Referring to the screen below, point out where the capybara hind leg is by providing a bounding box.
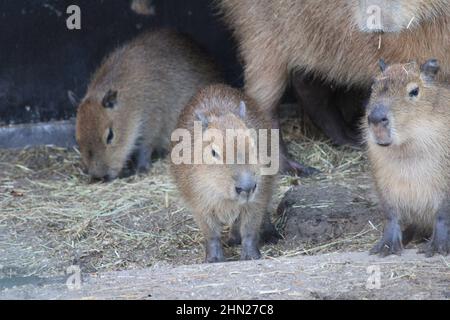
[421,207,450,257]
[370,219,403,257]
[239,211,263,261]
[196,215,225,263]
[292,72,358,146]
[276,118,320,177]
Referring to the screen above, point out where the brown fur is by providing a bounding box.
[171,84,276,262]
[216,0,450,112]
[364,60,450,256]
[76,30,221,179]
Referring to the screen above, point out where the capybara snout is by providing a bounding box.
[234,170,258,202]
[367,104,392,146]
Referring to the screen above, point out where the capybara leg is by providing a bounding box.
[275,118,320,177]
[292,72,359,146]
[136,145,152,173]
[280,152,320,177]
[228,212,281,246]
[260,211,282,245]
[244,54,288,113]
[239,211,263,261]
[205,236,225,263]
[370,219,403,257]
[196,216,225,263]
[422,208,449,257]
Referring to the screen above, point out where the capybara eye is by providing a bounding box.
[106,128,114,145]
[409,88,419,98]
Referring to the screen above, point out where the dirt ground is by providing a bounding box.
[0,113,449,300]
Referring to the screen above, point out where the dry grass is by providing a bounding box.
[0,116,376,277]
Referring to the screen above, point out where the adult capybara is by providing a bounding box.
[364,59,450,257]
[171,84,278,262]
[76,30,221,181]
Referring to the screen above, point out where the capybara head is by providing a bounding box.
[76,89,139,180]
[354,0,448,32]
[194,102,262,204]
[366,59,441,147]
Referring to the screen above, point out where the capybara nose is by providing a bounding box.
[368,105,389,126]
[235,184,257,195]
[235,172,257,195]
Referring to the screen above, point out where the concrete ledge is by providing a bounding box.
[0,121,76,149]
[1,251,448,300]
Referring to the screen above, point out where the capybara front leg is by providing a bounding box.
[422,205,450,257]
[239,211,263,261]
[370,201,403,257]
[196,215,225,263]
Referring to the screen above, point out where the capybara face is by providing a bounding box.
[354,0,446,32]
[195,109,261,204]
[76,90,137,180]
[366,59,440,147]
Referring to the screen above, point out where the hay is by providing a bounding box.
[0,116,375,277]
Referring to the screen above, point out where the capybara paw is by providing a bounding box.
[420,241,449,257]
[419,234,449,257]
[370,234,403,257]
[205,254,226,263]
[240,247,261,261]
[419,217,450,257]
[205,241,225,263]
[285,160,320,177]
[137,163,151,174]
[370,221,403,257]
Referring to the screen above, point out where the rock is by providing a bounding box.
[277,177,381,243]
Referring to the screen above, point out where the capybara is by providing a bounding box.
[76,30,221,181]
[217,0,450,152]
[171,84,278,263]
[364,59,450,257]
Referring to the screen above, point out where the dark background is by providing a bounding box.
[0,0,243,126]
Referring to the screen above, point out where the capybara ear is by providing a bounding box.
[195,110,209,130]
[421,59,440,82]
[238,101,246,119]
[67,90,80,108]
[379,59,387,73]
[102,90,118,109]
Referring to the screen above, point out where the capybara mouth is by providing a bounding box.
[376,141,392,147]
[370,125,392,147]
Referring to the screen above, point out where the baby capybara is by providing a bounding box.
[76,30,220,181]
[364,59,450,257]
[171,84,278,263]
